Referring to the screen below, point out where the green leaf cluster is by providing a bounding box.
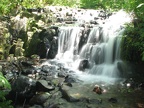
[0,0,21,15]
[0,0,80,16]
[50,0,80,7]
[0,72,13,108]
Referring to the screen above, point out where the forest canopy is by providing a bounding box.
[0,0,143,15]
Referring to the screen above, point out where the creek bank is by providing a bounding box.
[0,58,143,108]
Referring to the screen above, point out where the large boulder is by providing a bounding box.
[8,75,36,103]
[29,92,51,105]
[36,80,55,92]
[78,59,89,71]
[26,27,58,58]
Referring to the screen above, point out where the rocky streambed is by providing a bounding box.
[0,58,143,108]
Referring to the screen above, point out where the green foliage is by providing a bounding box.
[0,0,143,15]
[0,74,11,89]
[0,0,79,15]
[80,0,101,9]
[121,18,144,63]
[22,0,45,8]
[0,0,21,15]
[51,0,80,7]
[79,0,144,14]
[0,72,13,108]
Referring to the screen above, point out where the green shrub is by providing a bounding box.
[121,18,144,63]
[0,72,13,108]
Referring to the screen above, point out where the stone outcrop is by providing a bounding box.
[0,5,112,60]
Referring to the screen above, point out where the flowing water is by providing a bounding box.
[53,10,132,83]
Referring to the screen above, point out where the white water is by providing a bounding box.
[55,10,132,83]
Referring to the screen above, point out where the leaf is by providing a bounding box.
[0,74,11,90]
[137,3,144,8]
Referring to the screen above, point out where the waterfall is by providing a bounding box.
[56,27,82,62]
[55,10,132,82]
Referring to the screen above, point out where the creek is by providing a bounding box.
[4,7,144,108]
[44,9,132,84]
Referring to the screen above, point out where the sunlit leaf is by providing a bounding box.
[137,3,144,8]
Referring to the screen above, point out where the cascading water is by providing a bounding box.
[55,10,132,83]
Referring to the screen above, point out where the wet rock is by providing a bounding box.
[87,98,102,104]
[31,54,40,65]
[66,12,73,16]
[94,17,99,20]
[78,59,89,71]
[64,75,77,83]
[41,65,57,76]
[43,103,60,108]
[98,10,106,19]
[138,83,144,90]
[93,85,103,95]
[8,75,36,103]
[117,61,126,77]
[48,36,58,59]
[36,80,55,92]
[90,20,98,25]
[60,85,80,102]
[58,72,67,78]
[34,28,57,58]
[51,78,63,87]
[57,17,64,22]
[65,21,75,24]
[39,28,55,42]
[78,28,90,52]
[123,78,136,89]
[43,91,64,108]
[66,83,73,87]
[50,26,59,36]
[22,68,36,75]
[41,65,50,73]
[29,92,51,105]
[108,98,118,103]
[29,105,43,108]
[21,61,33,67]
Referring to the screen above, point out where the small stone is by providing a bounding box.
[36,80,55,92]
[93,85,103,95]
[87,98,102,104]
[29,92,51,105]
[108,98,118,103]
[29,104,43,108]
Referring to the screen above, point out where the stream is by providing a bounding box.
[2,6,144,108]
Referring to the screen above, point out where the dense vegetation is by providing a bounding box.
[120,1,144,63]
